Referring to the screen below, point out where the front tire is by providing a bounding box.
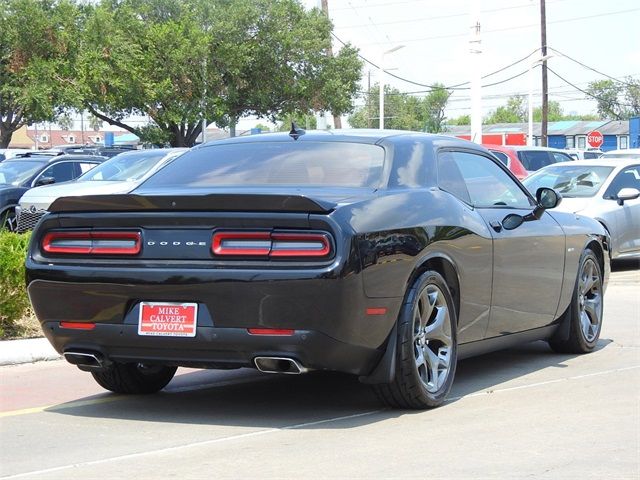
[549,248,603,354]
[374,270,458,409]
[91,363,177,394]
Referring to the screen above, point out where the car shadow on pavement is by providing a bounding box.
[44,338,613,427]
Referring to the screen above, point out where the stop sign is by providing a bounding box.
[587,130,604,148]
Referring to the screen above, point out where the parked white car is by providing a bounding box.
[523,158,640,260]
[564,149,602,160]
[16,148,187,232]
[601,148,640,159]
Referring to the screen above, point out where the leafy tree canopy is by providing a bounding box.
[71,0,362,146]
[0,0,81,148]
[348,83,451,133]
[586,78,640,120]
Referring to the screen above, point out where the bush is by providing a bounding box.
[0,231,37,339]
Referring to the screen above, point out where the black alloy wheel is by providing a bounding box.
[375,270,458,409]
[549,248,604,354]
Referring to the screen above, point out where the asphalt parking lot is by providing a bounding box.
[1,265,638,480]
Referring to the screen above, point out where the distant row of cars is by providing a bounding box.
[0,147,186,231]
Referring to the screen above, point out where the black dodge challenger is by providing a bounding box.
[26,130,609,409]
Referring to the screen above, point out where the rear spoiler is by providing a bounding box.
[49,193,336,214]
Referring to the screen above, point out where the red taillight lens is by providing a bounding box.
[42,231,141,255]
[212,231,331,258]
[247,328,295,336]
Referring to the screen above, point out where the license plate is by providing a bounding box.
[138,302,198,337]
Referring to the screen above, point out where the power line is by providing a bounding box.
[332,32,539,91]
[351,8,640,46]
[548,47,638,87]
[546,67,636,114]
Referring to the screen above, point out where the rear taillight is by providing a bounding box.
[42,231,141,255]
[212,231,331,258]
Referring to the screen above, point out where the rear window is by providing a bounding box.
[142,142,385,188]
[517,150,555,171]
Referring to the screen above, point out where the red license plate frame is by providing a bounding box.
[138,302,198,337]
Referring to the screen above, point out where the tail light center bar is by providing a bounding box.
[42,231,141,255]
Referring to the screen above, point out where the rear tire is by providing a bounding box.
[374,270,458,409]
[91,363,177,394]
[549,248,603,354]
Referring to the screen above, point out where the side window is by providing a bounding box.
[517,151,555,171]
[437,152,471,204]
[446,151,533,209]
[79,162,98,174]
[552,152,573,163]
[489,151,509,166]
[38,162,76,184]
[603,166,640,199]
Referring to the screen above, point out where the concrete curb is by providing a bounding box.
[0,337,61,366]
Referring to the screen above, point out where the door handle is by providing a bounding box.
[490,220,502,232]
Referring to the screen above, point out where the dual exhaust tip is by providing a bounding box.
[254,356,307,375]
[64,351,307,375]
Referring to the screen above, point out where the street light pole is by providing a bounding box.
[379,45,405,130]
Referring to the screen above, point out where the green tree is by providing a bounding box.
[57,112,73,131]
[449,115,470,126]
[87,113,103,132]
[0,0,80,148]
[276,113,317,131]
[587,78,640,120]
[73,0,362,146]
[533,100,564,122]
[485,95,526,124]
[349,84,451,132]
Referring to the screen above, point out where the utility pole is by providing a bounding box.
[540,0,548,147]
[469,3,482,144]
[80,111,85,144]
[320,0,342,129]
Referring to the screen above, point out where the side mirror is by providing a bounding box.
[617,187,640,206]
[536,187,561,209]
[502,213,524,231]
[35,176,56,187]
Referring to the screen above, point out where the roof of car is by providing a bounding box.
[539,158,639,168]
[6,154,106,163]
[202,129,468,147]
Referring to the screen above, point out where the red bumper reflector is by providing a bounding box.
[366,308,387,315]
[247,328,295,336]
[60,322,96,330]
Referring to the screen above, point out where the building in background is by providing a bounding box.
[446,119,631,151]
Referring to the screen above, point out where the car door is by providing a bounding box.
[446,150,566,336]
[32,161,76,186]
[603,164,640,255]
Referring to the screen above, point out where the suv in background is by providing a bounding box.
[484,145,574,175]
[0,154,105,230]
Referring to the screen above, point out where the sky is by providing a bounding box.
[44,0,640,133]
[304,0,640,124]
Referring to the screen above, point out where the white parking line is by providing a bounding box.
[3,364,638,479]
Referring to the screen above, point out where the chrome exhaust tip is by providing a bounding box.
[63,351,105,370]
[254,356,307,375]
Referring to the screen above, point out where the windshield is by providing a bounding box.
[0,161,44,185]
[523,165,614,198]
[603,153,640,159]
[142,142,386,189]
[78,152,169,182]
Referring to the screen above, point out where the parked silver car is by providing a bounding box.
[523,159,640,260]
[16,148,187,232]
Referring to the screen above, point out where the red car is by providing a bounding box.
[484,145,574,179]
[483,145,529,180]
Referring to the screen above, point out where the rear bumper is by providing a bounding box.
[41,322,383,375]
